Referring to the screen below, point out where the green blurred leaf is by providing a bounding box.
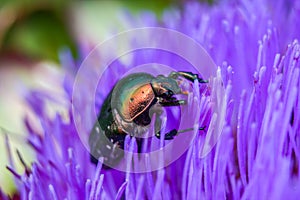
[120,0,175,18]
[3,9,77,62]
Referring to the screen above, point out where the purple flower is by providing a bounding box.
[2,0,300,199]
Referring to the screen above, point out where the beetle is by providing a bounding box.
[89,71,207,167]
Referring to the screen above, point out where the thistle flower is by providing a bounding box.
[2,0,300,199]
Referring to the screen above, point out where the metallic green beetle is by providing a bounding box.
[89,71,207,167]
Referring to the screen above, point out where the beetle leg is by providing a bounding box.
[155,127,206,140]
[155,129,177,140]
[150,105,166,139]
[169,71,208,83]
[150,100,206,140]
[153,113,175,140]
[149,105,176,140]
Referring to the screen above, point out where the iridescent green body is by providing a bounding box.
[112,73,155,124]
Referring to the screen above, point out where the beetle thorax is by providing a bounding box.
[151,76,181,97]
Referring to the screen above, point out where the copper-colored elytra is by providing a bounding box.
[122,84,155,121]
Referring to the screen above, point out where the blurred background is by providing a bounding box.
[0,0,214,195]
